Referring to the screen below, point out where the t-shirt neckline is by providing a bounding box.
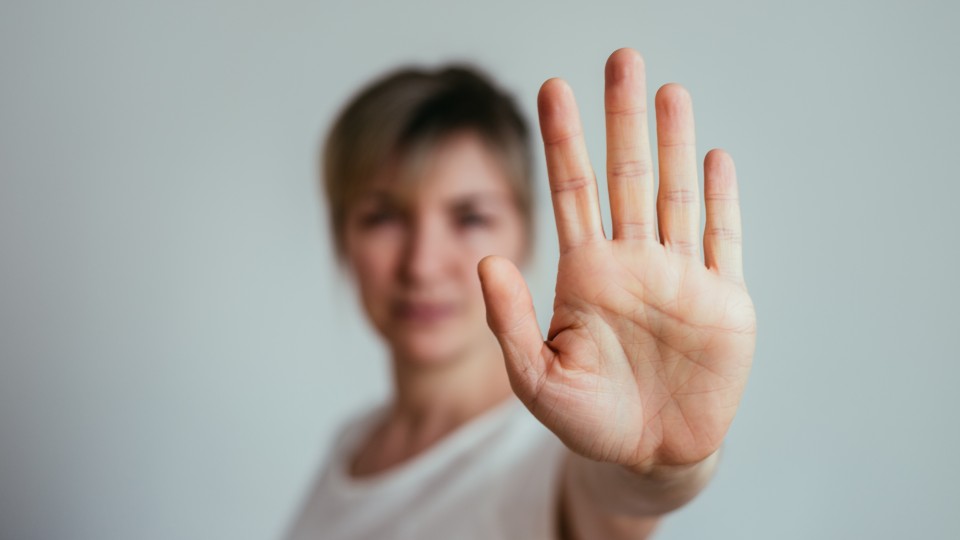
[330,395,525,494]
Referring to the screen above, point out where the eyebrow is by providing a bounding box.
[447,192,512,209]
[352,190,406,210]
[358,190,397,202]
[358,190,511,209]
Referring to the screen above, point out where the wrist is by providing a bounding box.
[622,446,723,481]
[568,446,723,517]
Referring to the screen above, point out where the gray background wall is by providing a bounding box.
[1,1,958,538]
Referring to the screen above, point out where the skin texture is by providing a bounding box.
[478,48,757,479]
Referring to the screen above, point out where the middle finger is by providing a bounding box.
[605,48,657,242]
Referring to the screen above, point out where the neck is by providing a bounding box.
[348,333,516,478]
[388,333,515,430]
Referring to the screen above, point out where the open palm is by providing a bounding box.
[478,48,757,473]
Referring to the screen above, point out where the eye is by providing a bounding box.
[359,208,401,228]
[456,212,492,229]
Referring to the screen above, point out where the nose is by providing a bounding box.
[398,215,453,286]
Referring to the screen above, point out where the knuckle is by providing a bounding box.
[607,104,648,117]
[704,191,739,202]
[616,221,657,240]
[543,130,582,148]
[550,175,591,194]
[661,187,698,204]
[666,238,699,254]
[705,226,742,245]
[657,140,695,149]
[607,159,652,182]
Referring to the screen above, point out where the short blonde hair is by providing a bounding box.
[321,64,533,258]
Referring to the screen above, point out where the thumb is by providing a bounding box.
[477,255,547,396]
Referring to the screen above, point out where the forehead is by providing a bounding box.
[364,131,514,205]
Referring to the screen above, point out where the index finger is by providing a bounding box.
[538,78,604,253]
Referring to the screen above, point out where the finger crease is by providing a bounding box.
[608,160,653,181]
[661,188,698,204]
[550,175,592,194]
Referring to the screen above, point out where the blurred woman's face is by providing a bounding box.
[344,130,528,366]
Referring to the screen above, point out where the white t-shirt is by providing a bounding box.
[285,395,570,540]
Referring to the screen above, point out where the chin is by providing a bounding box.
[391,332,469,367]
[386,315,497,367]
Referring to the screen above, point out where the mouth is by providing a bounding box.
[392,300,458,325]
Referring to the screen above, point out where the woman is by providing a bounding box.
[287,48,757,540]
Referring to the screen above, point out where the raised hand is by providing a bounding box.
[478,48,757,474]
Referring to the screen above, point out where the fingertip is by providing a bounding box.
[704,147,731,167]
[477,255,536,341]
[655,83,692,111]
[605,47,645,85]
[477,254,500,285]
[477,254,515,288]
[608,46,643,62]
[657,82,690,97]
[704,148,738,191]
[537,78,582,144]
[537,77,572,112]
